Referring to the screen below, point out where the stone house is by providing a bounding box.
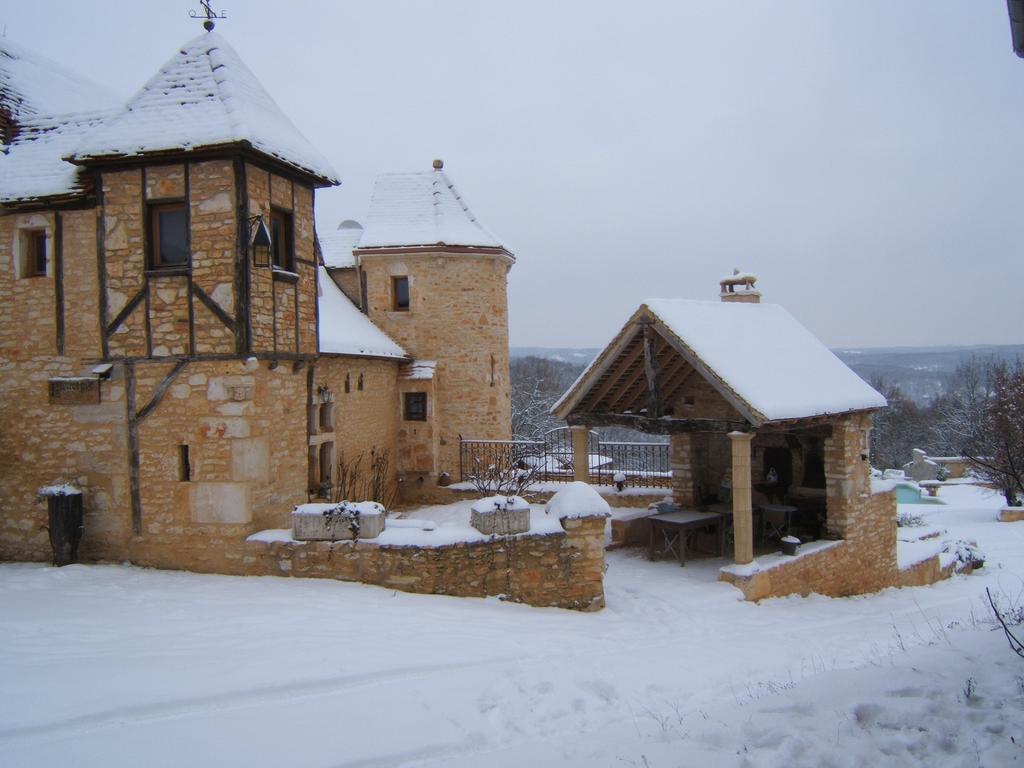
[0,30,513,569]
[550,276,933,599]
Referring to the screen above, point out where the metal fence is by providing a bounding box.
[459,427,672,488]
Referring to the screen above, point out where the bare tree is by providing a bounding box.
[332,447,398,509]
[958,361,1024,506]
[931,357,993,457]
[510,356,582,438]
[869,377,931,471]
[467,455,538,496]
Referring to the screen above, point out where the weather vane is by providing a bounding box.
[190,1,227,31]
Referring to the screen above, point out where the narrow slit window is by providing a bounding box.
[344,373,351,393]
[357,373,364,391]
[178,445,191,481]
[319,443,334,492]
[319,403,334,432]
[392,276,410,311]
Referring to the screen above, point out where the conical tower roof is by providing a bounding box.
[358,162,509,252]
[71,31,337,185]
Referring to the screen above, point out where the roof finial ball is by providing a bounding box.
[433,158,444,170]
[190,1,227,32]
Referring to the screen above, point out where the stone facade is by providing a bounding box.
[0,148,533,610]
[358,250,513,484]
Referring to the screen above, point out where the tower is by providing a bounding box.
[354,161,514,481]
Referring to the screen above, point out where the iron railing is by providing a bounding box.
[459,428,671,488]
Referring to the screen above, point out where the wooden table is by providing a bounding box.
[647,510,725,566]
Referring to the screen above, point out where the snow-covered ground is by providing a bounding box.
[2,484,1023,767]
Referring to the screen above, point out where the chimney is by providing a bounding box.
[720,268,761,304]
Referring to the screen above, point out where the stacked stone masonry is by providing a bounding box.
[720,489,899,600]
[130,515,608,611]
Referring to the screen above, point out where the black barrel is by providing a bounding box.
[47,492,83,566]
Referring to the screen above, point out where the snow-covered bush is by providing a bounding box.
[897,510,926,528]
[467,456,537,496]
[943,539,985,570]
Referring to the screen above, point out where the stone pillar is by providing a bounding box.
[671,434,698,507]
[729,431,756,565]
[570,425,590,483]
[824,413,871,539]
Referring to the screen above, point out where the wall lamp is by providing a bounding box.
[248,215,272,267]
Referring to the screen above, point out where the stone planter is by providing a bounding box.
[292,501,385,541]
[781,535,800,556]
[471,495,530,535]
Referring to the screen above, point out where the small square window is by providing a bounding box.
[149,203,188,268]
[392,276,410,311]
[21,229,48,277]
[404,392,427,421]
[271,209,294,271]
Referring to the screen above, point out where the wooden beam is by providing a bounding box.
[105,288,146,337]
[54,212,64,355]
[580,334,643,410]
[136,360,189,423]
[569,411,747,435]
[656,355,692,404]
[96,170,109,359]
[125,361,141,536]
[192,283,237,332]
[607,359,648,412]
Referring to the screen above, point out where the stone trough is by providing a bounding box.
[292,501,386,541]
[470,495,531,535]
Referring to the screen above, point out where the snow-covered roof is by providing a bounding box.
[645,299,886,422]
[0,38,120,204]
[556,299,886,424]
[357,167,509,252]
[317,267,407,360]
[0,37,119,125]
[319,221,363,269]
[71,31,338,185]
[0,111,110,203]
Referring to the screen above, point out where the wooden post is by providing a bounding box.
[642,322,661,418]
[729,430,756,565]
[571,425,590,483]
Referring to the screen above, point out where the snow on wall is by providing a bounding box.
[71,31,338,184]
[317,266,407,359]
[357,169,508,250]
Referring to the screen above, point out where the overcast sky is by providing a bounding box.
[5,2,1024,350]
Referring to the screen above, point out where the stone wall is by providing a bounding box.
[0,359,130,562]
[720,489,899,600]
[360,251,512,478]
[312,357,400,504]
[823,412,873,539]
[131,514,608,611]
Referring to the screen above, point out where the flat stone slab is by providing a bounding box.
[999,507,1024,523]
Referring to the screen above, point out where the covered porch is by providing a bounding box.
[552,288,887,573]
